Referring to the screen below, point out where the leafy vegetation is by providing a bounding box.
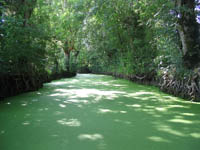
[0,0,200,101]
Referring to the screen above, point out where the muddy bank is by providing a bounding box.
[0,71,76,100]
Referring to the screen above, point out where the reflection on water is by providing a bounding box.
[0,74,200,150]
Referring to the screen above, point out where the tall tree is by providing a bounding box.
[176,0,200,68]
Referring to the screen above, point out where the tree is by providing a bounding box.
[175,0,200,68]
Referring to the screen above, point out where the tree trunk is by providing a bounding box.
[176,0,200,68]
[65,53,70,72]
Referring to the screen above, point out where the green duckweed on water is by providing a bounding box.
[0,74,200,150]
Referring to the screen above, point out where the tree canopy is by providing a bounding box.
[0,0,200,101]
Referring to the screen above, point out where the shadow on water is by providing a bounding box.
[0,74,200,150]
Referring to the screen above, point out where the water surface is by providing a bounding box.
[1,74,200,150]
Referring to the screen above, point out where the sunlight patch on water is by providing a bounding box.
[120,111,127,114]
[21,103,28,106]
[0,130,5,134]
[92,81,110,86]
[155,107,167,111]
[64,99,88,104]
[174,115,184,119]
[57,118,81,127]
[190,133,200,138]
[78,134,103,141]
[54,99,61,102]
[148,136,170,143]
[168,119,193,124]
[125,91,156,97]
[98,109,127,114]
[166,105,190,109]
[126,104,141,108]
[114,119,132,125]
[50,88,125,102]
[59,104,66,108]
[50,81,70,85]
[22,121,30,126]
[157,125,186,137]
[50,79,79,85]
[182,113,196,116]
[98,109,117,114]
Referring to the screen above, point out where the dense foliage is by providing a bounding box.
[0,0,200,101]
[0,0,76,98]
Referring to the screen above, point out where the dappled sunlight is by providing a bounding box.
[54,99,61,102]
[38,108,49,112]
[156,125,186,137]
[50,81,71,86]
[50,79,80,86]
[64,99,88,104]
[174,115,184,119]
[112,84,127,87]
[91,81,114,86]
[168,119,193,124]
[22,121,31,126]
[145,105,155,109]
[182,113,196,116]
[190,133,200,138]
[92,81,128,89]
[59,104,66,108]
[126,104,141,108]
[50,88,126,103]
[124,91,157,98]
[98,108,127,114]
[36,92,41,95]
[78,134,103,141]
[141,108,155,113]
[21,103,28,106]
[6,102,11,105]
[160,95,200,104]
[98,108,117,114]
[1,74,200,150]
[120,111,127,114]
[0,130,5,135]
[166,105,190,109]
[148,136,170,143]
[57,118,81,127]
[114,119,132,125]
[155,107,167,112]
[76,74,106,78]
[20,101,29,106]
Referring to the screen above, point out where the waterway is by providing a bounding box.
[0,74,200,150]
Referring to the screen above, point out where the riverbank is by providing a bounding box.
[0,71,76,100]
[90,71,200,102]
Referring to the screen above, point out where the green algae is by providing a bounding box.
[0,74,200,150]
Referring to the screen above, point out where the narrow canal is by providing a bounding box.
[0,74,200,150]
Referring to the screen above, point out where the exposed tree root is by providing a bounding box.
[98,70,200,102]
[160,71,200,102]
